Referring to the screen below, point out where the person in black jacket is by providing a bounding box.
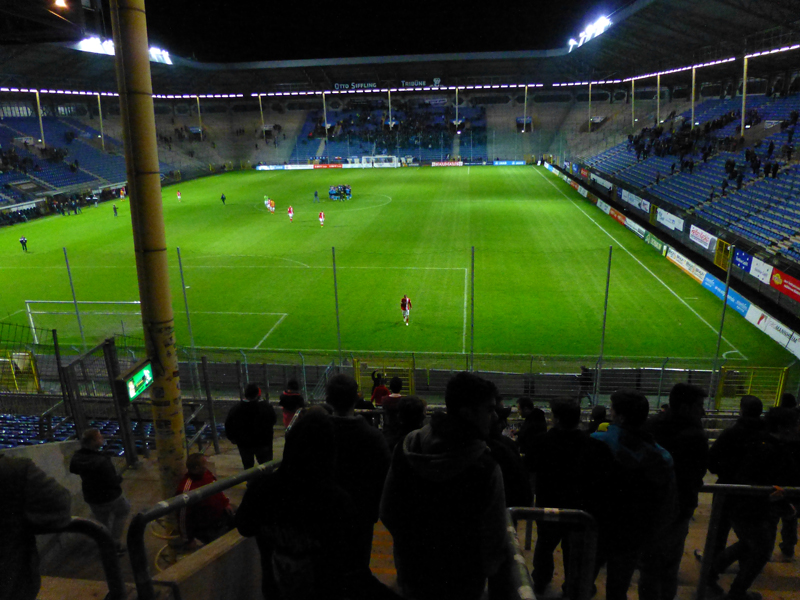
[278,379,304,428]
[69,428,130,553]
[526,398,614,596]
[1,454,71,600]
[639,383,708,600]
[225,383,277,469]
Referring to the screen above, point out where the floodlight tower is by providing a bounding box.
[110,0,186,499]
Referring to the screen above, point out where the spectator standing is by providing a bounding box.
[175,454,234,546]
[370,371,390,406]
[487,388,533,509]
[327,374,391,568]
[0,454,71,600]
[526,398,614,597]
[587,405,610,434]
[69,428,131,554]
[591,391,677,600]
[639,383,708,600]
[381,371,508,600]
[224,383,277,469]
[278,379,304,428]
[516,397,547,456]
[381,376,404,439]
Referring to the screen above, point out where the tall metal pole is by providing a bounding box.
[97,93,105,151]
[588,82,592,133]
[332,247,343,368]
[111,0,186,499]
[470,246,475,371]
[388,90,392,129]
[631,80,635,126]
[522,85,528,133]
[35,90,46,148]
[656,73,661,125]
[257,93,265,141]
[712,245,735,401]
[322,92,330,163]
[595,246,613,403]
[691,67,696,131]
[740,57,748,137]
[455,88,459,132]
[195,96,202,139]
[177,247,202,402]
[63,247,86,350]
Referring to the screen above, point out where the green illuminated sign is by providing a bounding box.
[123,360,154,402]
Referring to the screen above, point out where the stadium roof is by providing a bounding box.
[0,0,799,96]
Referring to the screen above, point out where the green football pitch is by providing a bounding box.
[0,166,793,367]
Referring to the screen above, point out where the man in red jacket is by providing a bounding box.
[176,454,234,545]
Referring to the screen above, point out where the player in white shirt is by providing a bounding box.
[400,295,412,326]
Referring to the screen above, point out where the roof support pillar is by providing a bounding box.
[740,57,748,138]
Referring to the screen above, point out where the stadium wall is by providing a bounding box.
[545,161,800,361]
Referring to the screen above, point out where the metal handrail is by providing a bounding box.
[697,483,800,600]
[509,507,598,600]
[127,459,281,600]
[41,516,126,600]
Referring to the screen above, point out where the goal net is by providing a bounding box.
[25,300,143,346]
[362,155,400,168]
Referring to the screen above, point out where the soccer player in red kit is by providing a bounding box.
[177,190,182,202]
[400,294,412,325]
[319,211,324,227]
[288,205,293,222]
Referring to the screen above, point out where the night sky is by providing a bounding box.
[143,0,633,63]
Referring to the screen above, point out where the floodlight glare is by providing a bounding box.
[54,0,68,7]
[568,16,612,52]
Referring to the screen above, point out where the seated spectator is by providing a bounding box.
[237,408,401,600]
[176,454,234,546]
[1,454,71,600]
[381,371,507,600]
[278,379,304,428]
[591,391,677,600]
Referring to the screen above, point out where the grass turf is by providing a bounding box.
[0,166,793,368]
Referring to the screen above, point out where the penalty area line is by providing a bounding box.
[533,168,742,356]
[254,314,288,349]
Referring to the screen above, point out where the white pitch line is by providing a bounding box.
[463,268,469,354]
[534,167,741,354]
[191,311,287,316]
[254,314,288,349]
[0,309,25,321]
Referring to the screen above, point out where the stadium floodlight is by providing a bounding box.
[568,16,612,52]
[54,0,68,8]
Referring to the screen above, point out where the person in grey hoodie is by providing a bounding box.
[380,371,507,600]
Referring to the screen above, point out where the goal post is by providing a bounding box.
[25,300,143,346]
[361,155,400,168]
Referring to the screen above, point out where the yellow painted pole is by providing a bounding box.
[257,93,264,140]
[195,96,203,140]
[35,90,46,147]
[111,0,186,499]
[631,80,635,126]
[656,74,661,125]
[522,85,528,133]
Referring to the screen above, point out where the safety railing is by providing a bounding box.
[126,459,281,600]
[509,507,598,600]
[42,516,126,600]
[697,483,800,600]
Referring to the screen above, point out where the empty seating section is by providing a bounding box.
[0,171,30,205]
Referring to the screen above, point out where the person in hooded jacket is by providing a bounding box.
[380,371,507,600]
[225,383,277,469]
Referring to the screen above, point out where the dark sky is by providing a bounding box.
[143,0,633,63]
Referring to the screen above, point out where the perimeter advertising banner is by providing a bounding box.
[570,181,580,191]
[577,186,589,198]
[645,232,667,254]
[590,173,613,190]
[313,164,343,169]
[432,161,463,167]
[256,165,285,171]
[596,199,611,215]
[745,304,799,352]
[657,208,685,232]
[620,189,651,213]
[770,268,800,303]
[733,248,753,271]
[689,224,715,250]
[666,247,707,284]
[701,273,752,318]
[283,164,314,170]
[493,160,525,166]
[751,257,774,284]
[609,207,626,226]
[580,168,589,178]
[625,219,647,239]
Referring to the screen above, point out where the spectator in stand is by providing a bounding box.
[487,386,533,509]
[278,379,304,428]
[708,406,800,600]
[587,405,610,434]
[176,454,234,546]
[639,384,708,600]
[527,398,614,597]
[385,395,427,452]
[591,391,677,600]
[0,454,72,600]
[370,371,390,406]
[381,376,404,440]
[69,428,131,554]
[327,374,391,568]
[773,399,799,561]
[224,383,277,469]
[381,371,507,600]
[516,397,547,456]
[236,408,401,600]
